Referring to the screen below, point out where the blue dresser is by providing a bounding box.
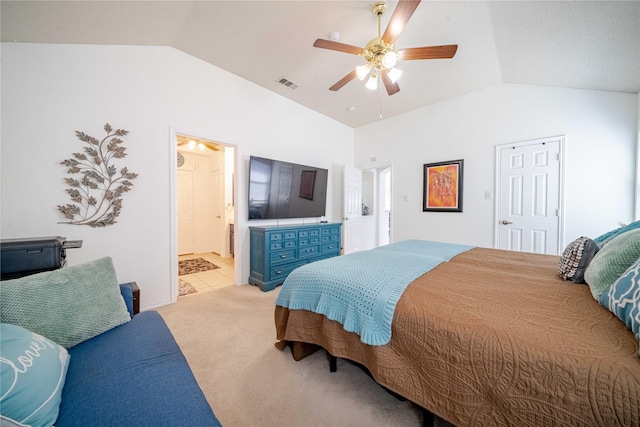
[249,223,342,291]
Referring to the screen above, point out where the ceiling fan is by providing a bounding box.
[313,0,458,96]
[176,135,219,152]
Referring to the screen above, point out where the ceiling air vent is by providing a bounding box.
[276,77,300,90]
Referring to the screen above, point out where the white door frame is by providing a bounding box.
[169,126,238,303]
[343,165,362,255]
[493,135,566,254]
[377,165,392,246]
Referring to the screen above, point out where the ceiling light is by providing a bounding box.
[346,106,357,112]
[188,140,196,150]
[356,63,371,81]
[365,74,378,90]
[381,50,398,69]
[198,143,205,151]
[387,67,402,84]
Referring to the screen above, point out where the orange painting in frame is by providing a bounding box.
[423,159,464,212]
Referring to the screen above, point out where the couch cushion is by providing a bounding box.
[585,229,640,300]
[0,257,130,348]
[0,323,70,426]
[56,311,221,427]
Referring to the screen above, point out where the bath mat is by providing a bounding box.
[179,278,198,296]
[178,258,220,276]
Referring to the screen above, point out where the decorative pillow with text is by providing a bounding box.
[0,323,70,426]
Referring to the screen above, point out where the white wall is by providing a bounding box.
[355,84,638,248]
[1,43,353,309]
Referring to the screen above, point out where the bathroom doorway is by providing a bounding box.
[174,132,236,298]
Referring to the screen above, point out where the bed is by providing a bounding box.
[274,240,640,427]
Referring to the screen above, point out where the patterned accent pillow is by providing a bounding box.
[599,257,640,356]
[0,257,130,348]
[0,323,70,426]
[558,237,599,283]
[585,229,640,300]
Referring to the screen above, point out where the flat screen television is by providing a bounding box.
[248,155,328,220]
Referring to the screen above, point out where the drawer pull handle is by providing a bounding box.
[280,254,287,258]
[275,270,282,274]
[328,245,333,249]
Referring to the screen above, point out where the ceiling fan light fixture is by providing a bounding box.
[381,50,398,69]
[365,74,378,90]
[387,67,402,83]
[356,63,371,81]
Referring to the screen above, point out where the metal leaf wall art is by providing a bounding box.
[58,123,139,227]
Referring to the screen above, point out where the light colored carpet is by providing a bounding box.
[156,284,454,427]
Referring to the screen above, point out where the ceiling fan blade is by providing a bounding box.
[397,44,458,61]
[202,141,219,151]
[382,0,421,44]
[313,39,365,56]
[381,69,400,96]
[329,70,358,91]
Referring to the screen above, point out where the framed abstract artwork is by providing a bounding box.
[423,159,464,212]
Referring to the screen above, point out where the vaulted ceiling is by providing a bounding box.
[2,1,639,128]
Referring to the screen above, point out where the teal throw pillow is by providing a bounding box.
[599,257,640,356]
[0,257,131,348]
[585,229,640,300]
[0,323,70,426]
[594,220,640,246]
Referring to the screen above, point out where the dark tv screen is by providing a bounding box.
[248,156,328,220]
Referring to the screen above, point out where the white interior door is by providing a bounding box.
[343,165,362,254]
[177,170,194,255]
[496,137,563,254]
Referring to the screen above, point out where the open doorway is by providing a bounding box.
[359,165,392,251]
[174,132,236,299]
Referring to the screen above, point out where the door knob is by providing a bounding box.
[501,220,513,225]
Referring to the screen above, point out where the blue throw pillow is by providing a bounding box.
[599,257,640,356]
[0,323,70,426]
[594,220,640,246]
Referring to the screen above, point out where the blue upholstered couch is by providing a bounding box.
[54,283,222,426]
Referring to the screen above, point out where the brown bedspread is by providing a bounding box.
[275,247,640,426]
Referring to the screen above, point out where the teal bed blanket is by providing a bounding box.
[275,239,473,345]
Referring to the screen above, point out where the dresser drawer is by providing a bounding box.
[270,240,296,250]
[322,234,339,243]
[321,241,339,253]
[321,227,340,236]
[269,260,307,281]
[298,245,320,259]
[270,248,296,264]
[269,231,297,242]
